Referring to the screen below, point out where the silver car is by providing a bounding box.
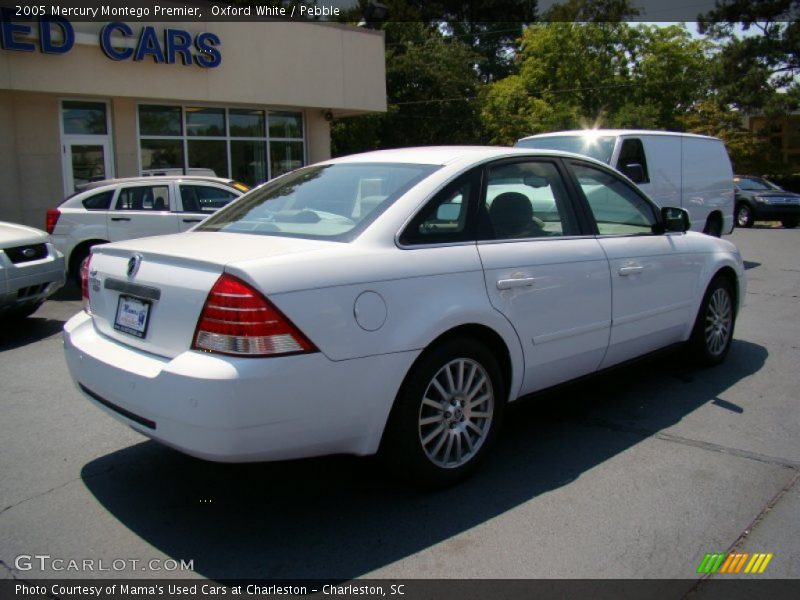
[0,221,65,319]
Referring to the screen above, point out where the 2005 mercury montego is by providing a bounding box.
[63,147,745,486]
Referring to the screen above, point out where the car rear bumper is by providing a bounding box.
[63,312,416,462]
[0,250,65,312]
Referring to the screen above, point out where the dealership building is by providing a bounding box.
[0,15,386,227]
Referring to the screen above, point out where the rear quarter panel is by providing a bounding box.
[229,243,527,401]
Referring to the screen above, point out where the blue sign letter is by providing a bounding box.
[0,12,35,52]
[165,29,192,66]
[40,16,74,54]
[100,22,134,61]
[134,26,165,63]
[194,32,221,68]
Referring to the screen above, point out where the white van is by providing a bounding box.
[515,130,734,236]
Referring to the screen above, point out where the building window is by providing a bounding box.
[137,104,304,186]
[62,101,108,135]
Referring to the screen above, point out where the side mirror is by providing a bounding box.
[621,163,645,184]
[661,206,690,233]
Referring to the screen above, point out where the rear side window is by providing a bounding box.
[400,172,477,245]
[616,138,649,183]
[81,190,114,210]
[115,185,171,211]
[179,185,239,213]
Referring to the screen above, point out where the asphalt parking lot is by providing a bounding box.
[1,227,798,587]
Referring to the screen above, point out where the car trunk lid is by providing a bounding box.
[86,232,333,358]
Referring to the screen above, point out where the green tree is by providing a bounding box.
[481,22,715,144]
[679,100,784,174]
[698,0,800,112]
[338,2,537,82]
[332,22,485,155]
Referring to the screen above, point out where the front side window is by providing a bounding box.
[198,163,438,241]
[115,185,171,211]
[571,163,657,235]
[484,161,577,239]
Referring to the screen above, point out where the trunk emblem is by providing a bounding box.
[127,254,143,278]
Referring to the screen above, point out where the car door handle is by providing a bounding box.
[110,217,131,222]
[618,265,644,276]
[497,277,536,290]
[182,218,203,223]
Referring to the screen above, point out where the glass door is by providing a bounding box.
[64,140,113,192]
[60,100,114,194]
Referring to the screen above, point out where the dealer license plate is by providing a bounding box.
[113,295,151,338]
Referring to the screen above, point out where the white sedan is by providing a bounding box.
[63,147,745,486]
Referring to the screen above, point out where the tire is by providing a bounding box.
[688,276,736,366]
[781,218,798,229]
[382,337,505,488]
[703,215,722,237]
[735,203,754,228]
[69,244,95,286]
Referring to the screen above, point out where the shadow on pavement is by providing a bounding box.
[51,279,81,301]
[81,340,767,580]
[0,315,66,351]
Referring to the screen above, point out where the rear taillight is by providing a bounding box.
[192,274,317,357]
[80,255,92,314]
[46,208,61,234]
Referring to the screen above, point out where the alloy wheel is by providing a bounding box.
[705,288,733,357]
[417,358,494,469]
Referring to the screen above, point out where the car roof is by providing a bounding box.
[518,129,720,142]
[75,175,236,193]
[326,145,605,166]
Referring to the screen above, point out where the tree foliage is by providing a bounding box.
[698,0,800,112]
[332,22,485,155]
[482,22,714,144]
[330,0,798,175]
[679,100,783,174]
[338,1,536,82]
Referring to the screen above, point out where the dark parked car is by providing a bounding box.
[734,175,800,229]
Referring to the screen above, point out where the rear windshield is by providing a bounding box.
[516,135,617,164]
[197,163,438,241]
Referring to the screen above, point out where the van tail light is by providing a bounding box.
[192,273,317,357]
[46,208,61,234]
[80,255,92,314]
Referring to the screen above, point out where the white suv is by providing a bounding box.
[47,176,248,281]
[1,221,65,319]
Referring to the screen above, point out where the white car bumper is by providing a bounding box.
[0,245,65,312]
[63,312,417,462]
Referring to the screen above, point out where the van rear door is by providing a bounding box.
[682,137,735,234]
